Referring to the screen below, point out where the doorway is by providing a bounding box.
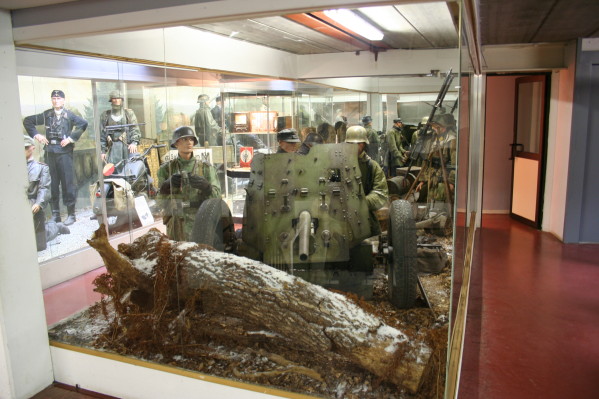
[482,74,549,228]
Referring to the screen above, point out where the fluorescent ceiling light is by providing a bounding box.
[323,9,384,41]
[358,6,412,33]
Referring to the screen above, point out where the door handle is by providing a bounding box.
[509,143,524,160]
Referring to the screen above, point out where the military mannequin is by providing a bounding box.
[345,126,389,237]
[24,135,70,251]
[415,113,457,205]
[100,90,142,171]
[316,122,335,144]
[334,121,347,144]
[361,116,380,165]
[23,89,88,225]
[193,94,221,146]
[210,95,229,131]
[409,116,429,167]
[387,118,410,176]
[276,129,301,153]
[157,126,221,241]
[296,132,324,155]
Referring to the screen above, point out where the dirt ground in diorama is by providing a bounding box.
[49,230,452,399]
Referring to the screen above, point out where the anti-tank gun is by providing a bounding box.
[191,143,418,309]
[386,69,455,205]
[408,69,454,167]
[242,143,371,270]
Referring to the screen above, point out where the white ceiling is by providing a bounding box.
[3,0,597,50]
[191,3,459,54]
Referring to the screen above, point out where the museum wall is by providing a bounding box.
[0,10,54,399]
[483,75,523,214]
[542,42,576,240]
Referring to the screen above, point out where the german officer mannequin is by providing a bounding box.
[23,90,88,225]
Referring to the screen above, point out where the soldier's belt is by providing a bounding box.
[49,139,60,145]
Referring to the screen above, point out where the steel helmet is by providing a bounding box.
[108,90,123,102]
[304,132,324,145]
[431,113,456,128]
[171,126,198,148]
[345,125,369,144]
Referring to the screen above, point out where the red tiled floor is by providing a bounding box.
[459,214,599,399]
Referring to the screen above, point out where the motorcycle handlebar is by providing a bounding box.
[128,144,166,162]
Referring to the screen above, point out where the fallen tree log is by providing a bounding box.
[87,226,431,393]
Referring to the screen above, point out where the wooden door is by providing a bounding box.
[510,75,546,227]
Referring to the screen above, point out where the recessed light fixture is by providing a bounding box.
[323,9,384,41]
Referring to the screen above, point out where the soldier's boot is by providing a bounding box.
[64,206,76,226]
[51,211,61,223]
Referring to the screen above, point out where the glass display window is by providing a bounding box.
[13,10,462,397]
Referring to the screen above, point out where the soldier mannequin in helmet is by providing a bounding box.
[157,126,221,241]
[361,116,380,164]
[24,135,70,251]
[317,122,335,144]
[334,121,347,143]
[276,129,301,153]
[415,113,457,205]
[100,90,142,170]
[194,94,221,146]
[345,126,389,237]
[296,132,324,155]
[23,89,88,226]
[387,118,410,176]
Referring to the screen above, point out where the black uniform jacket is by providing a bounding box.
[23,108,88,154]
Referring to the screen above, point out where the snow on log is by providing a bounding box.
[88,226,431,393]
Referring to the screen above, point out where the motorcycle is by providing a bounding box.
[91,144,165,232]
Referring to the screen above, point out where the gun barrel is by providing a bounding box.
[297,210,312,262]
[105,122,146,131]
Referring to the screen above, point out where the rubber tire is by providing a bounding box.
[388,199,418,309]
[190,198,233,251]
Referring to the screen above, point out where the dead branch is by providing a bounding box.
[90,226,431,393]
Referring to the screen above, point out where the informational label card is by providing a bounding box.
[135,195,154,226]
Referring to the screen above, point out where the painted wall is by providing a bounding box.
[543,43,575,240]
[482,75,522,213]
[0,10,54,399]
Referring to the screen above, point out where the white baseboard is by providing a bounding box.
[51,344,297,399]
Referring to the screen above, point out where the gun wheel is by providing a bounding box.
[191,198,234,252]
[388,199,418,309]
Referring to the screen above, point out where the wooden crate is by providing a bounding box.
[138,138,162,187]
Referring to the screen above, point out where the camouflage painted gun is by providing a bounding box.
[191,143,419,308]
